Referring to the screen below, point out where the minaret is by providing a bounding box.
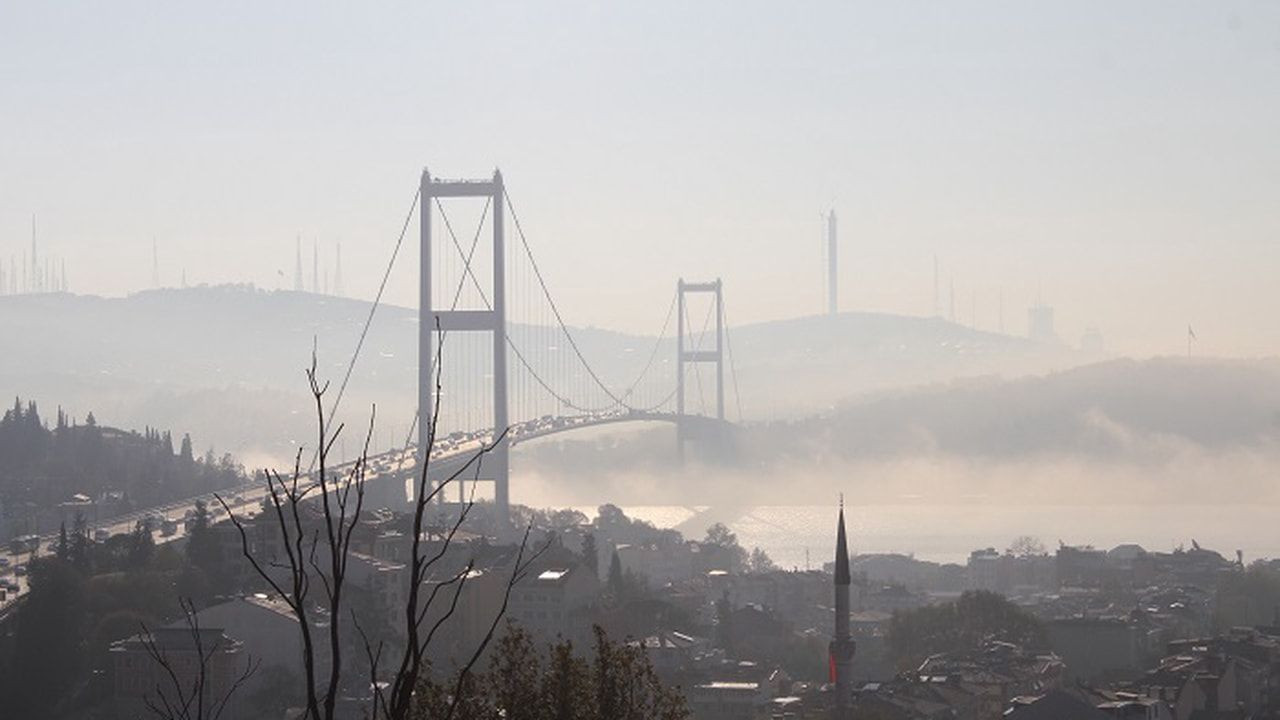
[827,210,838,315]
[152,239,159,288]
[830,498,856,719]
[312,239,319,294]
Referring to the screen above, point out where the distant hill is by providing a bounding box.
[769,357,1280,460]
[517,356,1280,505]
[0,286,1080,465]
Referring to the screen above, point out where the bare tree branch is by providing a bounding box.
[139,597,258,720]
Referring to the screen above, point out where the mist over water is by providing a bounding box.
[576,503,1280,569]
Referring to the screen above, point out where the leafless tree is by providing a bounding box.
[218,344,547,720]
[138,597,259,720]
[1007,535,1046,557]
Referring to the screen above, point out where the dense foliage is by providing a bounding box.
[414,624,688,720]
[886,590,1047,670]
[0,397,244,512]
[0,506,263,718]
[1216,563,1280,629]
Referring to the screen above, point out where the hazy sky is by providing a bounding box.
[2,2,1279,356]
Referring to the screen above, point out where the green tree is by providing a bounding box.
[412,625,687,720]
[541,641,592,720]
[179,432,195,466]
[3,558,87,717]
[607,549,624,597]
[186,499,224,592]
[488,622,541,720]
[748,546,777,573]
[56,521,69,561]
[581,532,599,579]
[70,510,91,572]
[887,590,1047,671]
[1216,564,1280,628]
[127,517,156,569]
[703,522,748,571]
[714,590,734,653]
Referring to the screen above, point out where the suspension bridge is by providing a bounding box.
[329,168,743,529]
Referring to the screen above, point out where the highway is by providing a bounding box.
[0,408,687,619]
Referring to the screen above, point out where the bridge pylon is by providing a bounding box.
[676,278,725,460]
[418,168,510,531]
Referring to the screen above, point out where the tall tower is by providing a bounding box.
[830,499,856,719]
[333,243,343,297]
[676,278,726,460]
[152,239,160,288]
[312,240,319,294]
[294,236,304,291]
[932,255,940,317]
[827,210,838,315]
[31,215,38,293]
[418,167,510,530]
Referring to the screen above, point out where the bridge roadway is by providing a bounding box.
[0,409,723,619]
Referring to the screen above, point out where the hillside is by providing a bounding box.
[516,357,1280,506]
[0,286,1080,464]
[773,357,1280,459]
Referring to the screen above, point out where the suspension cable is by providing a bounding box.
[721,295,745,422]
[308,186,421,473]
[615,289,677,404]
[504,189,630,407]
[686,297,715,416]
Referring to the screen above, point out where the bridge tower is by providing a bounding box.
[418,168,510,530]
[676,278,725,459]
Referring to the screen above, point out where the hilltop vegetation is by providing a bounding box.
[775,356,1280,460]
[0,398,244,515]
[518,356,1280,505]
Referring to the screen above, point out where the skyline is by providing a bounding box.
[3,2,1279,355]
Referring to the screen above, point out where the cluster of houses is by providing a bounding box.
[99,500,1280,720]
